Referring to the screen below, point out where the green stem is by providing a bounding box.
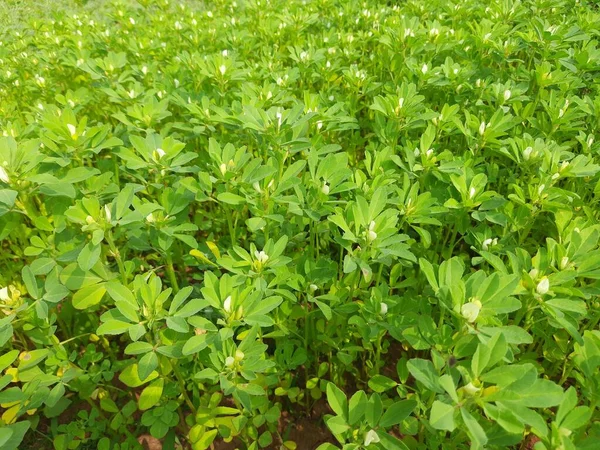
[165,254,180,293]
[173,363,196,413]
[106,230,127,284]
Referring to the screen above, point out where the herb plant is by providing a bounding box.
[1,0,600,449]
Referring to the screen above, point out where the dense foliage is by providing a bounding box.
[1,0,600,449]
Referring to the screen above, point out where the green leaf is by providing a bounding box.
[0,350,19,372]
[460,408,488,448]
[407,359,443,393]
[217,192,246,205]
[72,283,106,309]
[139,378,164,411]
[368,374,398,393]
[326,382,347,418]
[119,364,158,388]
[365,393,383,428]
[348,390,367,425]
[22,265,40,299]
[430,401,456,431]
[77,242,101,272]
[182,334,209,355]
[379,399,417,428]
[97,319,132,335]
[138,352,158,382]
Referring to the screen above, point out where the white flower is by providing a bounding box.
[469,187,476,199]
[146,213,155,223]
[0,287,9,301]
[421,63,428,74]
[223,296,232,313]
[587,137,594,147]
[536,277,550,295]
[225,356,235,368]
[222,49,228,57]
[426,148,434,159]
[85,215,95,225]
[523,146,533,160]
[504,89,511,101]
[129,17,135,25]
[560,256,570,270]
[174,79,180,88]
[0,166,9,184]
[380,302,388,315]
[309,284,318,293]
[67,123,77,137]
[398,97,404,109]
[478,121,486,136]
[254,251,269,264]
[219,65,226,75]
[482,238,493,251]
[364,430,380,446]
[367,221,377,241]
[253,181,262,193]
[558,108,565,118]
[155,148,166,159]
[142,66,148,75]
[463,382,481,395]
[461,300,482,323]
[104,205,112,223]
[321,182,330,195]
[235,350,244,361]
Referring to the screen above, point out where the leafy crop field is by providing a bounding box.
[1,0,600,449]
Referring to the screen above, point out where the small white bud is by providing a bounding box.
[321,182,330,195]
[225,356,235,368]
[0,166,9,184]
[421,63,428,74]
[469,187,476,199]
[219,163,227,175]
[0,286,9,301]
[85,215,95,225]
[478,121,486,136]
[461,300,482,323]
[536,277,550,295]
[254,250,269,263]
[560,256,569,270]
[523,146,533,160]
[482,238,493,251]
[364,430,380,446]
[223,296,232,313]
[219,65,226,75]
[155,148,166,159]
[129,17,135,25]
[309,284,318,293]
[463,382,481,395]
[146,213,155,223]
[104,205,112,223]
[503,89,511,101]
[235,350,245,361]
[380,302,388,315]
[67,123,77,137]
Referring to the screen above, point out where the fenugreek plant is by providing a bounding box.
[1,0,600,449]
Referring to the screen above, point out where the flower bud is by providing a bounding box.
[225,356,235,368]
[560,256,569,270]
[364,430,380,446]
[67,123,77,138]
[380,302,388,315]
[0,166,9,184]
[478,121,486,136]
[463,382,481,395]
[219,163,227,175]
[86,215,95,225]
[235,350,244,361]
[536,277,549,295]
[461,300,482,323]
[219,65,226,75]
[482,238,493,251]
[503,89,511,101]
[223,296,232,313]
